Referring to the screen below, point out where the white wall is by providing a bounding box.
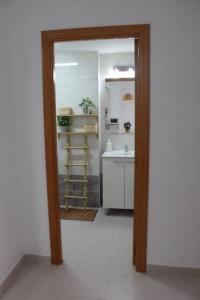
[0,0,22,284]
[55,51,99,112]
[55,51,99,176]
[99,52,135,153]
[6,0,200,268]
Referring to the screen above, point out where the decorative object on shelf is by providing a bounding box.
[58,107,73,115]
[57,113,98,138]
[106,138,112,152]
[79,97,94,115]
[123,93,134,101]
[83,124,98,134]
[124,121,132,133]
[57,116,71,132]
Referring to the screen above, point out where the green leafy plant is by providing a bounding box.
[57,116,71,127]
[79,97,93,108]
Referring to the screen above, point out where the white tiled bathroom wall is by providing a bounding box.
[54,50,99,176]
[99,53,135,154]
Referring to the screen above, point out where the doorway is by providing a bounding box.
[42,24,150,272]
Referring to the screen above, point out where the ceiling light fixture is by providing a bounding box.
[113,65,134,72]
[55,62,78,67]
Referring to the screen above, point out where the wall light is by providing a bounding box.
[55,62,78,67]
[113,65,134,72]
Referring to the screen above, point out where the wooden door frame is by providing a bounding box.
[41,24,150,272]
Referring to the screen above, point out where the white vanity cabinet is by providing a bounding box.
[125,158,134,209]
[102,157,124,209]
[102,153,134,210]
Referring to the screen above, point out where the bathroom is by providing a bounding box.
[54,38,135,259]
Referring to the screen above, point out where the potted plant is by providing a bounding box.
[124,121,131,133]
[79,97,93,114]
[57,116,71,132]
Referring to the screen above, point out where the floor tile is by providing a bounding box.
[61,220,92,236]
[2,210,199,300]
[145,274,189,300]
[105,274,147,300]
[110,254,135,276]
[1,262,55,300]
[82,230,115,254]
[183,276,200,299]
[112,230,132,254]
[62,233,86,258]
[67,270,108,299]
[78,252,112,275]
[62,297,104,300]
[29,262,75,300]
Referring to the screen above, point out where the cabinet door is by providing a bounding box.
[125,159,134,209]
[103,158,124,209]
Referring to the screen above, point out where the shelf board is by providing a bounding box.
[64,195,88,199]
[107,123,119,125]
[58,131,98,137]
[57,114,98,118]
[108,131,135,134]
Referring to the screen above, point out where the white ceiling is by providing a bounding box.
[54,38,134,54]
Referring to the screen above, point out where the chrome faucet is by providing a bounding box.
[124,145,128,154]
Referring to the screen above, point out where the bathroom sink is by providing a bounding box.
[125,150,135,158]
[102,150,135,158]
[102,151,125,158]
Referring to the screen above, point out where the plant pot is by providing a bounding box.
[125,128,130,133]
[59,126,70,132]
[83,107,89,115]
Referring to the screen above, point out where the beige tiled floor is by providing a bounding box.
[1,209,200,300]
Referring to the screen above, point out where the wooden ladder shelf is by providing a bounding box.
[64,133,89,210]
